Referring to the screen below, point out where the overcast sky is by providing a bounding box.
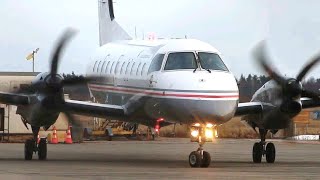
[1,0,320,79]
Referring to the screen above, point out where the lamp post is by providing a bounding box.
[26,48,39,72]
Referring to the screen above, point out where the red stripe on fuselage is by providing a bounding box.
[88,84,239,99]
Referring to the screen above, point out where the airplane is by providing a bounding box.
[0,0,320,168]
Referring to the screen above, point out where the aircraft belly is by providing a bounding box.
[90,89,237,125]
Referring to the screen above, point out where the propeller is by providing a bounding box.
[253,41,320,101]
[14,29,101,134]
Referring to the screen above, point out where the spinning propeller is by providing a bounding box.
[253,41,320,113]
[14,29,99,133]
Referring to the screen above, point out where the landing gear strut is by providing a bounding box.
[252,129,276,163]
[24,126,47,160]
[188,124,214,168]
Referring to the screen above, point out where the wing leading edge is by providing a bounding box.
[0,92,30,106]
[235,102,263,116]
[63,99,126,118]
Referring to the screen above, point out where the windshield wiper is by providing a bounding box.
[197,53,211,73]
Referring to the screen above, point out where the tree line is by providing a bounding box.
[238,74,320,102]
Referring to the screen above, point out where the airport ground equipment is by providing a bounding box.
[92,120,135,141]
[89,119,155,141]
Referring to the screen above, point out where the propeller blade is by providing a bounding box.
[296,53,320,81]
[301,89,320,100]
[50,29,77,76]
[253,41,287,85]
[62,112,83,142]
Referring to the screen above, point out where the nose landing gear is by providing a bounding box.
[189,144,211,167]
[24,126,48,160]
[252,129,276,163]
[188,123,215,168]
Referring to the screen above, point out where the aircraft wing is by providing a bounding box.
[301,98,320,109]
[0,92,30,106]
[236,98,320,117]
[63,99,126,118]
[235,102,263,116]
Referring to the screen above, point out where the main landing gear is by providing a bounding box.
[252,129,276,163]
[24,126,47,160]
[188,123,216,168]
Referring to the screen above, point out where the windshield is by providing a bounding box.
[148,54,165,74]
[164,52,197,70]
[198,52,228,71]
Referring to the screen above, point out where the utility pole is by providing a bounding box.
[32,51,35,72]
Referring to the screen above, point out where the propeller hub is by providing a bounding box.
[285,78,302,98]
[45,74,63,89]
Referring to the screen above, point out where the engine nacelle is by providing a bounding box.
[280,100,302,115]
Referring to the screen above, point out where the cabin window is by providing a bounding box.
[130,62,136,75]
[93,61,98,72]
[105,61,111,73]
[141,63,147,76]
[101,61,106,73]
[120,62,126,74]
[110,61,115,74]
[96,61,102,72]
[164,52,197,70]
[136,63,142,76]
[115,61,120,74]
[125,62,131,75]
[198,52,229,71]
[148,54,165,74]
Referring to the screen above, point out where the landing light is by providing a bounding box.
[205,129,213,139]
[193,123,201,127]
[206,123,214,128]
[191,130,199,138]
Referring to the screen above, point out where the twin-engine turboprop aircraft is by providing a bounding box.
[0,0,320,167]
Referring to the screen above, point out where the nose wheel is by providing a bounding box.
[252,129,276,163]
[189,146,211,168]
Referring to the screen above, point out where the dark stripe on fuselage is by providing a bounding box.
[89,83,239,94]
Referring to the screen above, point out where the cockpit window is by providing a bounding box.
[164,52,197,70]
[198,52,228,71]
[148,54,165,74]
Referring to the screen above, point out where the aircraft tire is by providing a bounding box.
[24,139,34,160]
[189,151,202,167]
[200,151,211,168]
[38,138,47,160]
[252,142,263,163]
[266,143,276,163]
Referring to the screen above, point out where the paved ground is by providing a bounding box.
[0,138,319,179]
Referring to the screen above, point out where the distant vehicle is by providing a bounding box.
[0,0,320,168]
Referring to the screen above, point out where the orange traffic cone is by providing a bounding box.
[37,133,40,144]
[51,126,58,144]
[64,126,73,144]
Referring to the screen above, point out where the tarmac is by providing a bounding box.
[0,138,319,179]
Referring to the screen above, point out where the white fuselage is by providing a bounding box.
[86,38,239,125]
